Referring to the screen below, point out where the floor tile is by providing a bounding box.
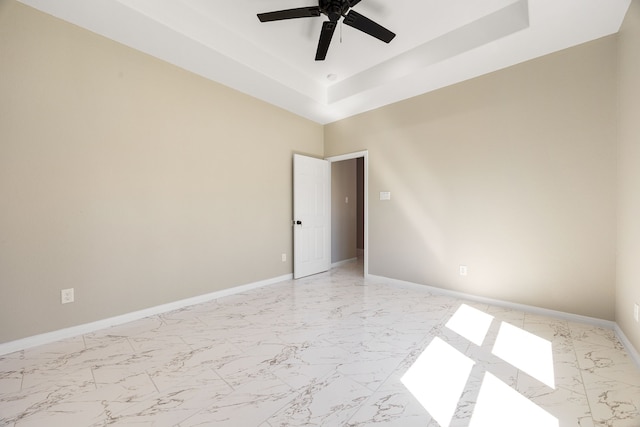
[1,259,638,426]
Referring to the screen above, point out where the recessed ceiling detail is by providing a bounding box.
[18,0,632,124]
[327,0,529,104]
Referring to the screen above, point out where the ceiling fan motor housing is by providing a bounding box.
[256,0,394,61]
[320,0,350,22]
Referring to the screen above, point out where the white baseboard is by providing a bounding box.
[380,272,640,366]
[4,271,639,368]
[615,324,640,370]
[367,274,640,364]
[367,274,616,329]
[0,273,292,356]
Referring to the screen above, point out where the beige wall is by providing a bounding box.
[617,0,640,352]
[1,0,633,346]
[326,36,618,320]
[0,1,323,343]
[331,159,357,263]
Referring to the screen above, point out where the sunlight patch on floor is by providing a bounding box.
[492,321,555,388]
[445,303,494,346]
[469,372,558,427]
[401,337,475,426]
[402,303,558,426]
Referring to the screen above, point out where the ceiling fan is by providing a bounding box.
[257,0,396,61]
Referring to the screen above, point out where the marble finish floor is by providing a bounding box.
[1,260,639,426]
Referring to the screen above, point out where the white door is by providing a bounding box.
[293,154,330,279]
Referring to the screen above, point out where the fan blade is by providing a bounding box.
[343,10,395,43]
[315,21,337,61]
[349,0,362,7]
[258,7,320,22]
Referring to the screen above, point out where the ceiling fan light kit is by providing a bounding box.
[257,0,396,61]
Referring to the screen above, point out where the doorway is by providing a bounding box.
[327,151,368,276]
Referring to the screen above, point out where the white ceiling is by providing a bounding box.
[18,0,631,124]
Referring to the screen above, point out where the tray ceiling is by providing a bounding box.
[18,0,631,124]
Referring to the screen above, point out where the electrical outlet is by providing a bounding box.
[281,253,287,262]
[634,303,639,323]
[61,288,74,304]
[459,265,468,276]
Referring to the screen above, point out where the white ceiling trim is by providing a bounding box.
[18,0,632,124]
[328,0,530,104]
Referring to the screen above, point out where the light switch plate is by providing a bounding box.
[380,191,391,201]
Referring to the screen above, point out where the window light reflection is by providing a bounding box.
[445,304,494,346]
[492,322,555,388]
[402,304,558,426]
[401,337,475,427]
[469,372,559,427]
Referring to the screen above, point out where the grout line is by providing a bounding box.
[90,366,98,391]
[613,324,640,370]
[571,329,594,421]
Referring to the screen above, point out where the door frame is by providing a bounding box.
[326,150,369,277]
